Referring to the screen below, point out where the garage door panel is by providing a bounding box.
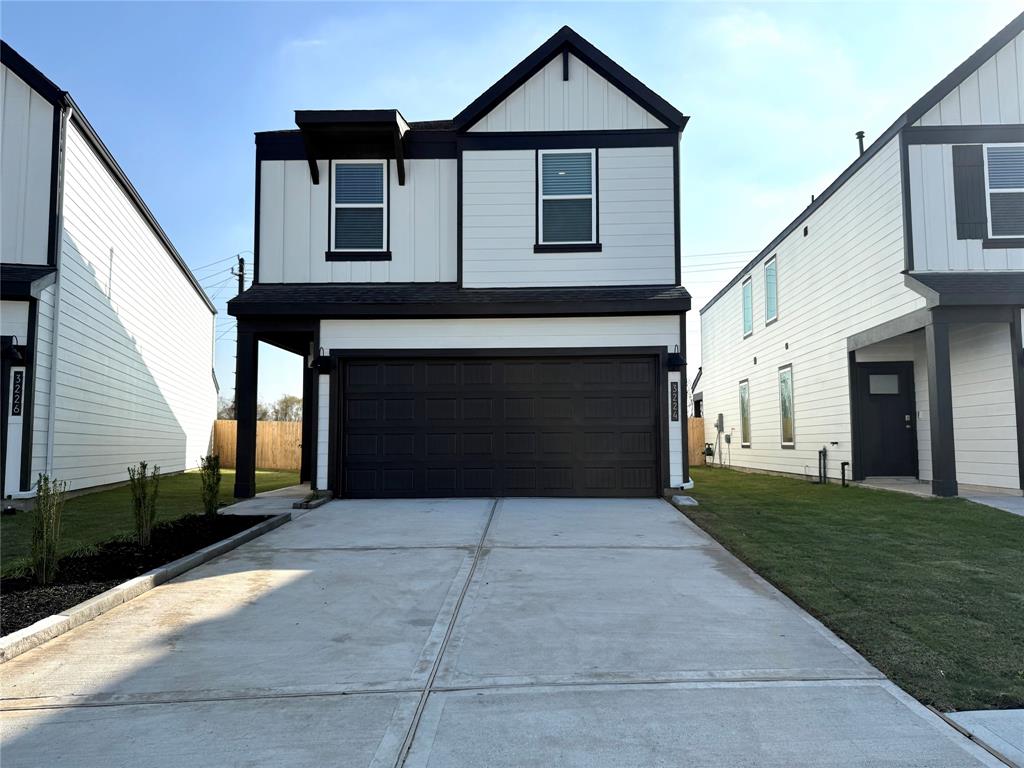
[340,355,660,498]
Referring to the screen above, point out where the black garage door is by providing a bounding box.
[340,354,661,498]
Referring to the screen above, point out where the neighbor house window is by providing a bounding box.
[739,380,751,447]
[741,277,753,337]
[779,365,795,447]
[764,256,778,323]
[332,160,387,251]
[985,144,1024,238]
[538,150,596,244]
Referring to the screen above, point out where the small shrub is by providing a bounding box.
[31,474,67,585]
[128,461,161,547]
[199,454,222,515]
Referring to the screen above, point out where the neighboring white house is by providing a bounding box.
[699,14,1024,497]
[1,41,218,496]
[228,27,692,499]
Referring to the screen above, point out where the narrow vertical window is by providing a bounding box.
[331,160,387,252]
[779,365,795,447]
[739,380,751,447]
[984,144,1024,238]
[741,277,753,337]
[764,256,778,323]
[538,150,596,244]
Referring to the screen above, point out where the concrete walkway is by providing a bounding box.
[0,497,1002,767]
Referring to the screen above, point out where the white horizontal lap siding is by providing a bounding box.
[949,323,1019,490]
[916,31,1024,126]
[258,159,456,284]
[462,147,676,287]
[909,144,1024,270]
[468,53,666,132]
[1,64,53,265]
[51,123,216,490]
[700,136,925,480]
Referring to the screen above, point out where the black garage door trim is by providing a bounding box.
[328,346,669,498]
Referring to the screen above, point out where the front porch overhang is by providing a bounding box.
[904,271,1024,307]
[0,264,57,300]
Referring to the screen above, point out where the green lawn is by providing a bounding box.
[683,466,1024,712]
[1,469,299,576]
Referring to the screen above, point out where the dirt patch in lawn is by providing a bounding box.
[1,514,269,637]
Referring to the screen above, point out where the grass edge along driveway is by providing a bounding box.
[2,469,298,575]
[684,466,1024,713]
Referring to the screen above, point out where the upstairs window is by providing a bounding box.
[764,256,778,324]
[538,150,596,245]
[741,277,753,337]
[332,161,387,252]
[985,144,1024,238]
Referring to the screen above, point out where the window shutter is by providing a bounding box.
[951,145,986,240]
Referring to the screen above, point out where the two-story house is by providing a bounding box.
[699,13,1024,497]
[228,27,692,499]
[1,41,217,497]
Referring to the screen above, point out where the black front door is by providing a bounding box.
[855,362,917,477]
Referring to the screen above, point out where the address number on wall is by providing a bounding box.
[670,381,679,422]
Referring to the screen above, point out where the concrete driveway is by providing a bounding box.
[0,497,1000,767]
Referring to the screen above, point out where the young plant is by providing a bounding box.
[199,454,222,515]
[31,474,67,585]
[127,461,161,547]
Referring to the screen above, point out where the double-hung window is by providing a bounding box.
[779,365,795,447]
[741,277,753,337]
[331,160,387,252]
[739,380,751,447]
[764,256,778,324]
[538,150,596,246]
[984,144,1024,238]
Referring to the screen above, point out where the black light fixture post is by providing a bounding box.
[666,344,684,372]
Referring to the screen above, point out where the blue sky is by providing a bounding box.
[3,1,1019,404]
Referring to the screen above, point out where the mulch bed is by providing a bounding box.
[1,514,269,637]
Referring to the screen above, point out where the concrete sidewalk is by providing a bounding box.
[0,497,1002,767]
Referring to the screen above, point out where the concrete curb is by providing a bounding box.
[0,513,292,664]
[292,496,331,510]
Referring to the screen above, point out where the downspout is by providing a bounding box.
[44,96,71,482]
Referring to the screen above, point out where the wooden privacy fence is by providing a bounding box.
[213,420,302,471]
[688,417,706,467]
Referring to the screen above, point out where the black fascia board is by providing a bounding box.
[452,26,688,132]
[0,40,64,105]
[700,11,1024,317]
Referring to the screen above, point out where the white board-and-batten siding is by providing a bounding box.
[700,136,925,480]
[1,62,53,265]
[258,158,457,284]
[915,29,1024,126]
[46,121,216,490]
[317,315,685,487]
[461,146,676,287]
[908,144,1024,270]
[467,53,665,133]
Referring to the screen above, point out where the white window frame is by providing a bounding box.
[741,277,753,338]
[330,159,388,252]
[739,379,751,448]
[779,364,795,448]
[764,255,778,324]
[537,148,597,245]
[982,142,1024,240]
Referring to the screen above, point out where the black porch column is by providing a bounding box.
[925,318,957,497]
[300,361,316,484]
[234,328,259,498]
